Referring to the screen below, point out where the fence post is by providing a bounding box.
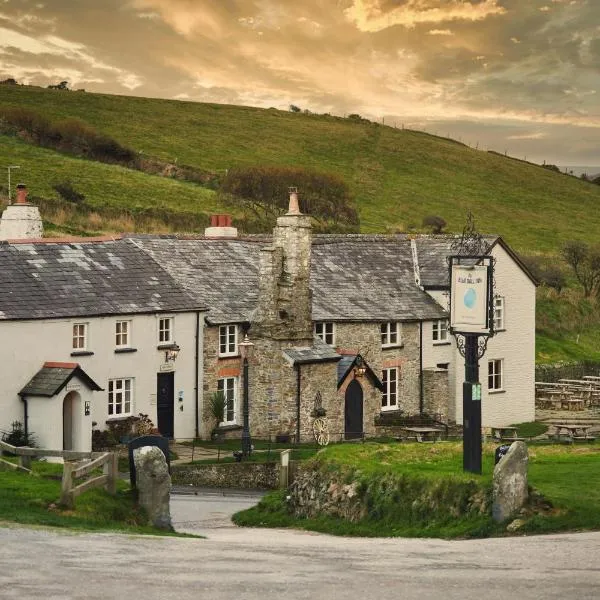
[104,452,118,495]
[279,449,291,489]
[18,454,31,470]
[60,461,75,508]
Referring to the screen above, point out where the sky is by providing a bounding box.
[0,0,599,168]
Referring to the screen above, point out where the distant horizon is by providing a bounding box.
[0,1,598,165]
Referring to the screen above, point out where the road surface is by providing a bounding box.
[1,490,599,599]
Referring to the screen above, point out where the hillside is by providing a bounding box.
[1,84,600,254]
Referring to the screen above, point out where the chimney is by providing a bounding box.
[15,183,28,205]
[287,187,301,215]
[0,183,44,240]
[204,214,238,238]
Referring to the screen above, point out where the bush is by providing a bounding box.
[522,255,566,292]
[219,165,359,228]
[53,180,85,204]
[1,421,35,449]
[422,215,447,234]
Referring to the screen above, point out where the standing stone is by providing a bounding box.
[133,446,172,530]
[492,441,529,523]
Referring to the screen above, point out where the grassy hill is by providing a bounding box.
[1,84,600,254]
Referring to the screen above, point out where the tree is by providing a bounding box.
[289,104,301,113]
[562,241,600,297]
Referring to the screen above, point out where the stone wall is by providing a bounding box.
[172,461,280,489]
[422,368,450,422]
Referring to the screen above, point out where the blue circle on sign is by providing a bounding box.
[464,288,477,309]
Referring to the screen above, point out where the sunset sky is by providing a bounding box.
[0,0,598,167]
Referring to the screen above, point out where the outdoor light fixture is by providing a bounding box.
[165,343,180,362]
[354,355,367,378]
[239,334,255,457]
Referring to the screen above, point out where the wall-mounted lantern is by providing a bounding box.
[354,355,367,378]
[165,343,180,362]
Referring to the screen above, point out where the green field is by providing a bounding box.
[1,84,600,253]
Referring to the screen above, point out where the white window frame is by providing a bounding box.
[72,322,88,350]
[494,297,505,331]
[158,316,174,344]
[382,367,399,410]
[217,377,238,424]
[314,322,335,346]
[115,320,131,348]
[219,324,238,357]
[381,322,401,347]
[488,359,503,392]
[108,378,133,417]
[432,319,449,344]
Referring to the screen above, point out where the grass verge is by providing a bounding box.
[233,441,600,538]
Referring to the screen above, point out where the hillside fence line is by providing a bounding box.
[535,361,600,383]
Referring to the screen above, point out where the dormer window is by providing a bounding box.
[219,324,238,357]
[381,322,401,347]
[314,322,335,346]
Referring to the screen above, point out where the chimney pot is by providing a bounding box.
[287,187,301,215]
[15,183,28,205]
[210,214,218,227]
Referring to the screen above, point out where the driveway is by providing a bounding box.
[1,490,599,600]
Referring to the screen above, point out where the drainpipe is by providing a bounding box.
[194,311,200,439]
[419,321,424,415]
[296,364,301,444]
[19,394,29,438]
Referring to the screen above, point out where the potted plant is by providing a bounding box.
[208,391,226,440]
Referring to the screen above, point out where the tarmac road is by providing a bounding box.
[1,490,600,600]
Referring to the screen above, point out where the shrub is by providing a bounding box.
[53,181,85,204]
[422,215,447,234]
[522,255,566,292]
[1,421,35,449]
[209,392,226,436]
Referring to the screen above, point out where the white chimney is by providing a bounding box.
[0,184,44,240]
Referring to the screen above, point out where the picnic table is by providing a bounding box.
[402,427,443,443]
[553,423,596,442]
[491,427,524,442]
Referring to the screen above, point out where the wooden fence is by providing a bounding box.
[60,452,118,509]
[0,440,118,508]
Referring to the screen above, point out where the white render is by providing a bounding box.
[0,204,44,240]
[0,312,204,452]
[422,243,536,427]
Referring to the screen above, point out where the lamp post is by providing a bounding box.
[239,334,254,458]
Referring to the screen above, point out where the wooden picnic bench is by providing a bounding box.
[491,427,524,443]
[553,423,596,443]
[401,427,443,443]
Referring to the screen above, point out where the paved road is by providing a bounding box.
[1,490,600,600]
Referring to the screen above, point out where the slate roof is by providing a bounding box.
[133,235,447,324]
[19,362,102,397]
[311,237,446,321]
[282,337,341,365]
[0,238,205,320]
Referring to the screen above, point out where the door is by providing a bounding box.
[344,379,364,440]
[157,372,175,438]
[63,391,75,450]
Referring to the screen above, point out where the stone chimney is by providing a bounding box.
[0,184,44,240]
[204,214,238,238]
[253,188,313,342]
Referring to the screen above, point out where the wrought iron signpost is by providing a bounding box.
[448,214,495,474]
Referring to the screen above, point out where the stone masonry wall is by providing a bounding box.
[422,368,450,422]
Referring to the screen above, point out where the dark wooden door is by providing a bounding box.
[345,379,363,440]
[157,372,175,438]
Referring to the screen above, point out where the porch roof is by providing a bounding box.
[19,362,103,397]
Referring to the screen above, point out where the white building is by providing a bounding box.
[0,236,206,452]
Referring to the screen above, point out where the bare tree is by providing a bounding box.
[562,241,600,297]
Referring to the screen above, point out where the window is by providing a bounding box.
[217,377,238,424]
[219,325,238,357]
[158,317,173,344]
[314,322,335,346]
[72,323,87,350]
[382,367,398,410]
[108,378,133,416]
[488,359,503,391]
[432,319,448,343]
[494,297,505,330]
[115,320,130,348]
[381,322,401,347]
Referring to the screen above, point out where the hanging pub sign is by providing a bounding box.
[448,256,494,336]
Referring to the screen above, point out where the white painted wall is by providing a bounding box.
[0,311,203,451]
[424,244,536,427]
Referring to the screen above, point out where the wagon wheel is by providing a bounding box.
[312,417,330,446]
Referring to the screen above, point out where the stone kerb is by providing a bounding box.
[492,441,529,523]
[133,445,173,530]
